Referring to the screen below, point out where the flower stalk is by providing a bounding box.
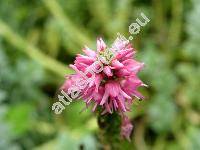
[98,112,122,150]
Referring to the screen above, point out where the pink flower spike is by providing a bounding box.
[61,36,147,138]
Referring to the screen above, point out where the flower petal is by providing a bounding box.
[97,38,106,52]
[83,46,96,58]
[111,59,124,69]
[103,66,113,77]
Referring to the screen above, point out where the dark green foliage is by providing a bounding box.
[98,112,121,149]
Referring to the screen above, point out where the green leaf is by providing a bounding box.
[6,103,35,136]
[148,95,177,132]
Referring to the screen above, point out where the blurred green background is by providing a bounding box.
[0,0,199,150]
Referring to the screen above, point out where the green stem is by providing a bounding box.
[0,20,73,77]
[87,0,113,37]
[43,0,93,48]
[97,112,122,150]
[168,0,183,49]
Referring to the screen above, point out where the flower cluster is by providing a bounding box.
[61,37,146,140]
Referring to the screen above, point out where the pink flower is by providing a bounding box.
[120,116,133,141]
[61,37,146,140]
